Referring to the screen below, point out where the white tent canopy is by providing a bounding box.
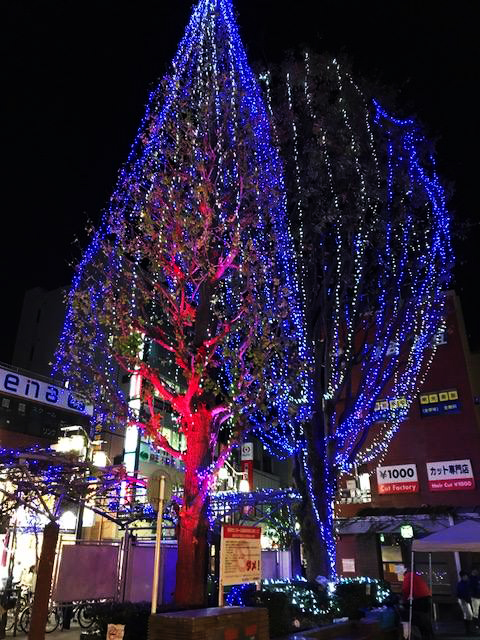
[412,520,480,553]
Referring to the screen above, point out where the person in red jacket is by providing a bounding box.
[402,571,432,600]
[402,570,434,640]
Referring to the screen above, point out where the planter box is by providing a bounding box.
[149,606,269,640]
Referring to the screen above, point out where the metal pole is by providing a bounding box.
[429,553,435,624]
[218,526,224,607]
[408,548,414,640]
[151,476,165,615]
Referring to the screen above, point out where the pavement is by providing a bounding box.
[5,623,83,640]
[275,619,479,640]
[5,616,478,640]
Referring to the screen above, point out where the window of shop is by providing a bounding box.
[415,562,451,595]
[379,533,407,587]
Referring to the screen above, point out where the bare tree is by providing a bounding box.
[0,448,121,640]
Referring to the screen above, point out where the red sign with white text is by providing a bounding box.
[376,464,419,494]
[426,459,475,491]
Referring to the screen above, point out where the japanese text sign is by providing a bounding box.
[220,525,261,586]
[426,459,475,491]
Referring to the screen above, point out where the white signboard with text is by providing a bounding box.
[426,459,475,491]
[376,464,419,494]
[240,442,254,461]
[220,525,261,586]
[0,366,93,416]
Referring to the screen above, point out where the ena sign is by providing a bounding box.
[0,366,93,417]
[376,464,419,494]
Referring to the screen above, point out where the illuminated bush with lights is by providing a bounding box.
[226,576,392,631]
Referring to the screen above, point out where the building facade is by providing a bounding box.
[336,293,480,597]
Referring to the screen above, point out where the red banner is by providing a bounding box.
[223,525,261,540]
[378,481,419,494]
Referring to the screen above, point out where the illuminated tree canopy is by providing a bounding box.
[55,0,309,605]
[261,52,453,578]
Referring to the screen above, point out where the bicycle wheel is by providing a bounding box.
[5,608,16,632]
[5,596,27,631]
[19,606,60,633]
[19,607,31,634]
[78,604,95,629]
[45,608,60,633]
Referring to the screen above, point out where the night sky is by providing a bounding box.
[2,1,479,364]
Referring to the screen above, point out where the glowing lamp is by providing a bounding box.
[82,508,95,527]
[239,478,250,493]
[400,524,414,539]
[218,467,229,481]
[59,510,77,531]
[92,451,107,467]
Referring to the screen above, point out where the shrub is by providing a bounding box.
[334,580,391,620]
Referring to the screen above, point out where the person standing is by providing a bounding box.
[457,570,474,635]
[470,569,480,628]
[402,570,434,640]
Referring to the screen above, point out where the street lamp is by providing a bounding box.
[217,460,250,492]
[52,427,109,539]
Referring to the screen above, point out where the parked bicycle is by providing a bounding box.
[3,583,29,633]
[18,601,61,634]
[75,601,95,629]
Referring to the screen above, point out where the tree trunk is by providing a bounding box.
[174,408,211,607]
[296,407,338,581]
[29,521,59,640]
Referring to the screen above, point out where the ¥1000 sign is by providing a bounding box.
[0,366,93,417]
[376,463,419,494]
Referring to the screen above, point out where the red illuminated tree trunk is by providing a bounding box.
[175,408,211,606]
[29,521,59,640]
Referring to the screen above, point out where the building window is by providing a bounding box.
[1,398,10,409]
[379,534,406,585]
[18,402,26,414]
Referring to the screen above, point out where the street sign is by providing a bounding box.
[220,525,261,587]
[240,443,254,461]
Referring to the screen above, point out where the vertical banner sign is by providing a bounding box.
[426,459,475,491]
[240,442,254,489]
[220,525,261,586]
[376,464,419,494]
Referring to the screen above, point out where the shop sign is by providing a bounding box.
[0,365,93,416]
[342,558,355,573]
[426,459,475,491]
[220,525,261,586]
[419,389,460,417]
[376,464,419,494]
[240,442,254,461]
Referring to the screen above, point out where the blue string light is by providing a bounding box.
[260,55,452,580]
[52,0,312,544]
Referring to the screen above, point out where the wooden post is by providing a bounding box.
[29,521,60,640]
[151,475,165,614]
